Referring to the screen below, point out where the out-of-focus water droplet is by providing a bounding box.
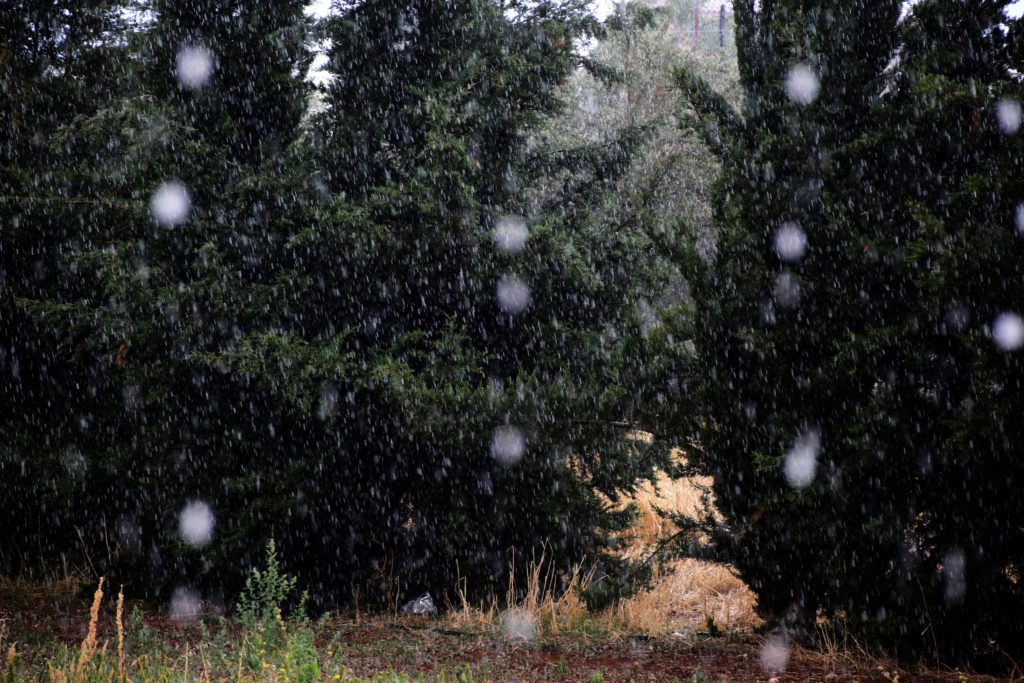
[773,221,807,262]
[169,587,202,622]
[314,177,330,198]
[992,313,1024,351]
[785,64,819,105]
[945,302,970,333]
[997,98,1022,134]
[319,384,338,420]
[151,182,191,227]
[783,429,820,489]
[116,516,142,551]
[943,549,966,606]
[123,384,142,410]
[490,425,525,466]
[773,271,800,308]
[500,609,538,642]
[497,275,531,314]
[176,45,214,89]
[178,500,214,547]
[494,216,528,254]
[62,445,86,477]
[637,298,658,336]
[1015,204,1024,236]
[759,633,790,675]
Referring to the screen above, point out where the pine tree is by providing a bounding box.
[676,0,1024,662]
[866,0,1024,660]
[0,1,131,575]
[5,0,315,594]
[5,0,680,607]
[201,0,680,603]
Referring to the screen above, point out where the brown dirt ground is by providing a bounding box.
[0,467,1013,681]
[0,581,1005,682]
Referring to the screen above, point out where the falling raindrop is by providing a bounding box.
[62,445,86,477]
[500,608,538,642]
[785,64,820,105]
[493,216,529,254]
[318,384,339,420]
[997,98,1022,134]
[944,302,970,333]
[759,633,790,675]
[490,425,525,466]
[992,313,1024,351]
[497,275,531,314]
[636,298,659,336]
[116,516,142,552]
[783,429,820,489]
[176,45,214,90]
[1015,203,1024,236]
[169,587,202,622]
[773,221,807,262]
[313,177,330,197]
[943,549,966,606]
[178,500,215,547]
[151,182,191,227]
[122,384,142,411]
[773,271,801,308]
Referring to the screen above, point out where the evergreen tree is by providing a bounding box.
[676,0,1024,663]
[201,0,679,603]
[5,0,315,595]
[5,0,679,608]
[0,1,131,575]
[869,0,1024,660]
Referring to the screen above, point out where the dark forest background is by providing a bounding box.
[2,0,1024,666]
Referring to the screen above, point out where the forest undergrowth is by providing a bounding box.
[0,477,1009,682]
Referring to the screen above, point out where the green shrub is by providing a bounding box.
[236,539,306,627]
[236,539,318,680]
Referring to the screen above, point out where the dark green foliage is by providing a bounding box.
[202,0,679,604]
[144,0,313,163]
[1,0,316,595]
[0,1,132,576]
[676,0,1024,664]
[1,0,678,610]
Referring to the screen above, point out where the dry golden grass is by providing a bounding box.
[609,466,761,635]
[43,577,107,683]
[0,573,84,602]
[505,552,592,635]
[609,558,760,635]
[75,576,104,678]
[116,585,126,682]
[440,466,761,638]
[5,452,757,646]
[445,550,592,636]
[618,468,708,557]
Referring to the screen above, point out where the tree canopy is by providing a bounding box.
[677,0,1024,664]
[3,0,1024,668]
